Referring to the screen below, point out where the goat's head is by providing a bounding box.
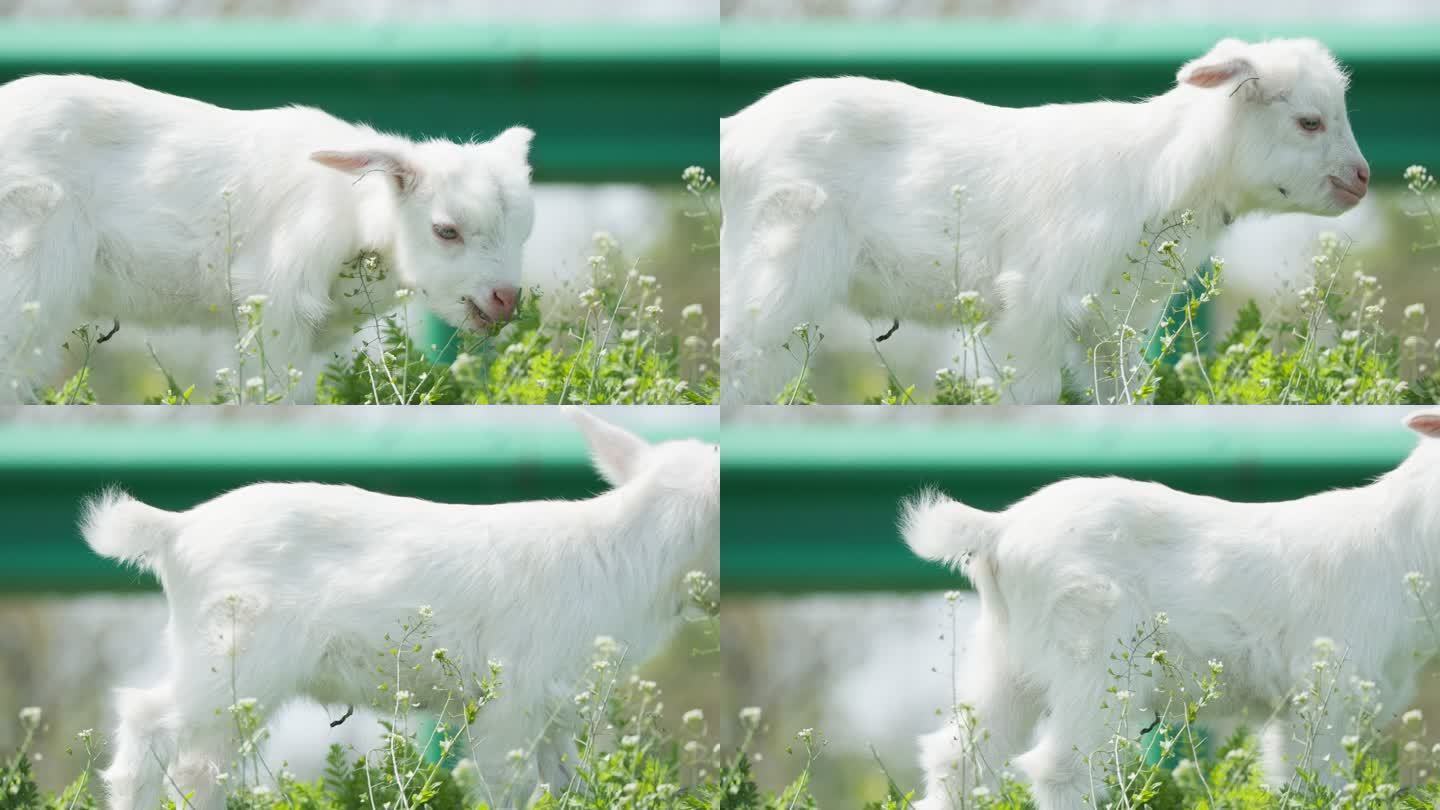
[311,127,536,329]
[568,408,720,558]
[1178,38,1369,216]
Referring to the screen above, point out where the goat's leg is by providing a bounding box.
[0,180,93,402]
[720,183,852,404]
[1012,675,1119,810]
[536,731,580,799]
[167,674,289,810]
[247,309,321,404]
[161,605,301,810]
[1258,715,1302,788]
[169,721,233,810]
[461,700,557,810]
[101,686,177,810]
[984,309,1066,405]
[917,647,1043,807]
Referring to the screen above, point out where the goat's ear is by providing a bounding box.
[490,126,534,162]
[310,149,419,195]
[1405,410,1440,439]
[1178,39,1259,94]
[566,408,650,486]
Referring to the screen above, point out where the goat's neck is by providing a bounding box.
[314,183,404,326]
[1371,453,1440,591]
[350,180,405,289]
[1133,91,1243,239]
[587,479,712,635]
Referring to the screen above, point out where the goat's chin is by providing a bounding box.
[1328,191,1363,212]
[425,301,484,333]
[1288,197,1355,218]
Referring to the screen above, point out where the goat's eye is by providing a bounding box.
[433,224,461,242]
[1297,116,1323,132]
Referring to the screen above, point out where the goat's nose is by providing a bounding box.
[1355,162,1371,189]
[489,286,519,321]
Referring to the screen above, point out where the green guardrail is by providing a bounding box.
[0,22,716,184]
[720,22,1440,181]
[0,421,716,594]
[721,420,1420,593]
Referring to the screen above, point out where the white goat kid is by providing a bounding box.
[720,38,1369,403]
[0,75,535,401]
[902,411,1440,810]
[82,410,719,810]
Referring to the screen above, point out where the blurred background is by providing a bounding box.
[719,2,1440,402]
[0,0,717,401]
[721,406,1440,804]
[0,406,721,792]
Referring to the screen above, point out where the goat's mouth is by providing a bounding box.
[1328,176,1366,207]
[462,296,494,331]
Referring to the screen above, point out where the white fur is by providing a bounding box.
[82,410,719,810]
[903,410,1440,810]
[720,38,1368,403]
[0,74,535,401]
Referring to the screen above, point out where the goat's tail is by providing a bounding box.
[900,488,1009,622]
[80,488,180,572]
[900,487,1001,565]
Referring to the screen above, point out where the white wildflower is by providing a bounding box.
[739,706,763,728]
[594,635,619,656]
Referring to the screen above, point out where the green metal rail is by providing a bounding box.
[720,22,1440,180]
[0,22,717,184]
[0,421,716,594]
[721,420,1419,593]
